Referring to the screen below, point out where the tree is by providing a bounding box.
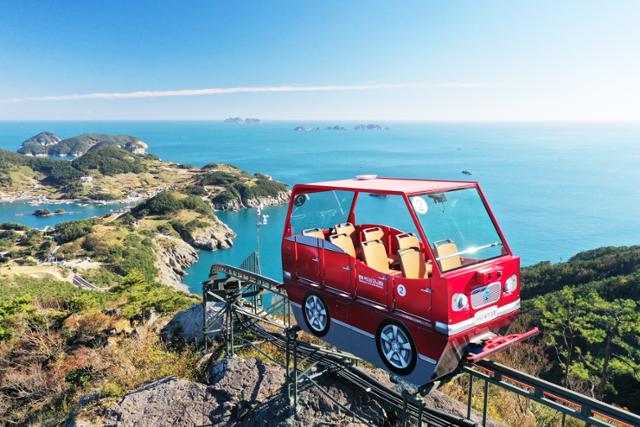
[577,293,640,399]
[533,287,587,387]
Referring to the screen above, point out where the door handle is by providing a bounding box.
[378,275,387,280]
[342,266,352,271]
[420,288,432,294]
[311,258,320,262]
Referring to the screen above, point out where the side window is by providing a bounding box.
[290,190,355,234]
[354,193,420,237]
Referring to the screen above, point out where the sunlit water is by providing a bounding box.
[1,121,639,293]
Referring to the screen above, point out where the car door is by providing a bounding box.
[294,235,322,286]
[354,261,390,309]
[393,277,431,319]
[323,244,353,296]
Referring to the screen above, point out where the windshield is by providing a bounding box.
[410,188,507,272]
[289,190,355,234]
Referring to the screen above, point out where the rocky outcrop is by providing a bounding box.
[96,355,508,426]
[103,377,216,427]
[212,191,290,211]
[153,235,198,292]
[160,302,224,346]
[185,216,237,250]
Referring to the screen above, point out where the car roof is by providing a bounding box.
[295,177,476,196]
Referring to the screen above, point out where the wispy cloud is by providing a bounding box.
[0,82,496,103]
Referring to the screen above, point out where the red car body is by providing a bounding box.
[281,177,523,386]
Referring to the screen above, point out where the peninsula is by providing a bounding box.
[0,134,290,290]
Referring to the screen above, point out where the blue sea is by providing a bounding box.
[1,121,639,293]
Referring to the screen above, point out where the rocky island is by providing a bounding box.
[18,131,148,157]
[223,117,261,124]
[354,123,388,130]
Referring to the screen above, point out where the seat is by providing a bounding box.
[334,222,355,238]
[302,228,325,239]
[362,227,384,242]
[434,240,462,272]
[362,239,401,275]
[398,247,428,279]
[396,232,420,251]
[329,233,356,257]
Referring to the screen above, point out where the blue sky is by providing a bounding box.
[0,0,639,120]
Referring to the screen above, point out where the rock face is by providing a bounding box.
[160,302,224,346]
[18,132,148,157]
[153,235,198,292]
[184,216,237,250]
[103,377,216,427]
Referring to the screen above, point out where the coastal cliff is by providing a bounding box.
[201,164,290,211]
[153,235,198,292]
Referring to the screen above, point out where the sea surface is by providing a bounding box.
[1,121,639,293]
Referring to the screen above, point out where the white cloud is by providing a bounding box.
[0,82,496,103]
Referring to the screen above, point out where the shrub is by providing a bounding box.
[65,366,94,388]
[72,146,145,176]
[132,191,182,217]
[55,219,95,243]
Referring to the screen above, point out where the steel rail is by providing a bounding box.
[465,360,640,427]
[207,264,640,427]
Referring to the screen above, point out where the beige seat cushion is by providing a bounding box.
[435,241,462,272]
[362,239,390,273]
[302,228,325,239]
[329,233,356,257]
[396,232,420,251]
[398,247,427,279]
[334,222,355,238]
[362,227,384,242]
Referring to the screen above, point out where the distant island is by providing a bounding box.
[354,123,388,131]
[18,132,148,157]
[325,125,346,131]
[223,117,261,124]
[293,126,320,132]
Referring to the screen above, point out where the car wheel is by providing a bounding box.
[376,320,417,375]
[302,293,330,336]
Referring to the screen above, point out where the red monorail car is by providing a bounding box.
[281,176,537,388]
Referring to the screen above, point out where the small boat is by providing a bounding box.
[462,170,472,176]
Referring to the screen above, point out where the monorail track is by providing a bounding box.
[205,264,640,427]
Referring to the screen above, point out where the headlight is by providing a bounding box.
[452,293,469,311]
[504,274,518,293]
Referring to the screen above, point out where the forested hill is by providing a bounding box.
[519,246,640,413]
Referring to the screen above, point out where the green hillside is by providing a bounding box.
[520,246,640,412]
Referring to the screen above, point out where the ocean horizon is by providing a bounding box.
[1,120,639,292]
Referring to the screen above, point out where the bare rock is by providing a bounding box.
[186,216,237,250]
[153,235,198,292]
[103,377,218,427]
[206,357,285,401]
[161,302,224,346]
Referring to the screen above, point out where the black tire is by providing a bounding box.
[302,293,330,337]
[375,319,417,376]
